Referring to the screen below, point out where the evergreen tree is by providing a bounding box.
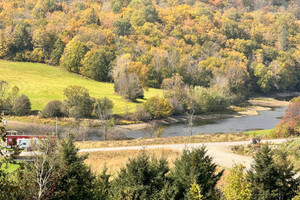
[248,145,300,200]
[51,135,96,200]
[168,147,223,200]
[275,151,300,199]
[50,38,65,66]
[110,151,170,199]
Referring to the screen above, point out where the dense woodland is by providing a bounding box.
[0,0,299,102]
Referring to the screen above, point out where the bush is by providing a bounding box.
[144,96,173,119]
[41,100,63,118]
[270,99,300,137]
[291,96,300,103]
[93,97,114,120]
[132,105,151,121]
[12,94,31,116]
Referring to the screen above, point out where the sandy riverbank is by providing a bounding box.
[5,96,292,135]
[115,97,290,132]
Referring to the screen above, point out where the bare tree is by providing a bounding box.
[187,109,195,136]
[33,138,57,200]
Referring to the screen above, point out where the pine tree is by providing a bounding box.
[50,38,65,66]
[248,145,300,200]
[168,147,223,200]
[248,145,280,199]
[51,135,96,200]
[275,151,300,199]
[110,151,170,199]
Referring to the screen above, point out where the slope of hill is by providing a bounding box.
[0,60,162,114]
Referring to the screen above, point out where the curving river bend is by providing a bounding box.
[125,107,286,139]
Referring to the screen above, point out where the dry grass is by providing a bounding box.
[75,133,259,149]
[81,148,181,176]
[81,148,229,192]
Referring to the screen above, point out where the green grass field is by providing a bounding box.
[0,60,163,114]
[244,129,273,136]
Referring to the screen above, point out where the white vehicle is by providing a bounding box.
[17,139,31,149]
[17,138,40,149]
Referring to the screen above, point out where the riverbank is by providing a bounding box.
[114,97,289,132]
[4,97,290,137]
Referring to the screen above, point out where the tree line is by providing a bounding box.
[0,133,299,199]
[0,0,299,102]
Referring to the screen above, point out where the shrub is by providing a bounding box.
[12,94,31,116]
[93,97,114,120]
[132,105,151,121]
[41,100,63,118]
[144,96,173,119]
[225,164,251,200]
[270,99,300,137]
[291,96,300,103]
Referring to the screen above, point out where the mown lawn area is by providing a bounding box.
[0,60,162,114]
[244,129,273,136]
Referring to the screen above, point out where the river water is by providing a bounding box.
[7,106,287,140]
[125,107,286,139]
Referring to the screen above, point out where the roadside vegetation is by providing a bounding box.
[75,133,254,149]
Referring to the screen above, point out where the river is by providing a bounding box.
[6,106,287,141]
[125,106,286,139]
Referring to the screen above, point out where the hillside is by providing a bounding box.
[0,0,299,99]
[0,60,162,114]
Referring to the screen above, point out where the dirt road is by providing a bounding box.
[79,138,289,169]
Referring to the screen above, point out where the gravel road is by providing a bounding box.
[79,138,289,169]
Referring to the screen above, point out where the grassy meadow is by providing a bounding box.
[0,60,163,114]
[81,148,181,175]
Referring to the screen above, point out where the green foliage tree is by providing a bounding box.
[110,151,170,199]
[168,147,224,200]
[224,164,251,200]
[113,19,133,36]
[187,182,203,200]
[190,87,229,114]
[60,41,88,73]
[12,94,31,116]
[144,96,173,119]
[62,86,94,119]
[41,100,63,118]
[93,97,114,120]
[81,47,115,82]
